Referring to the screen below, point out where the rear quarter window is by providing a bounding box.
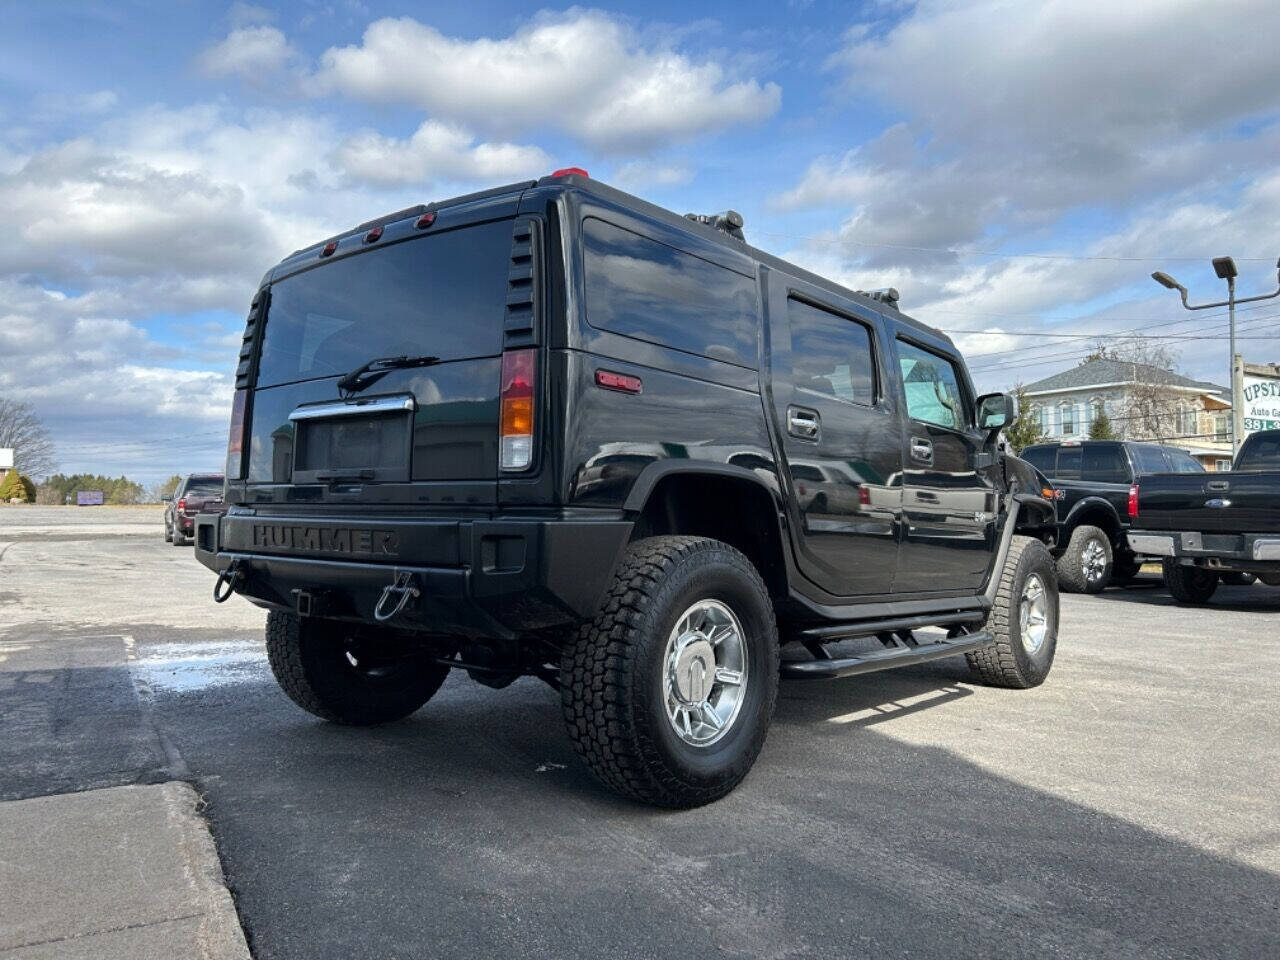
[1132,445,1171,475]
[1020,446,1056,474]
[582,217,758,368]
[1082,444,1129,483]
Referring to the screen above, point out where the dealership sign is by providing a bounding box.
[1242,363,1280,435]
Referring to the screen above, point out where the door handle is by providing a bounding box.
[787,406,820,441]
[910,436,933,464]
[1206,479,1230,492]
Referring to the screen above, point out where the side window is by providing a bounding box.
[1082,444,1129,483]
[1132,445,1171,474]
[1056,446,1082,479]
[1164,448,1205,473]
[582,217,758,367]
[1021,446,1056,474]
[788,299,876,405]
[897,340,969,430]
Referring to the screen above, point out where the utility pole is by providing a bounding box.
[1151,257,1280,454]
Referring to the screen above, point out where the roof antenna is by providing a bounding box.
[684,210,745,241]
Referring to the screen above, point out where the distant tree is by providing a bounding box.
[36,473,144,505]
[0,398,57,479]
[1088,409,1119,440]
[1003,384,1045,453]
[146,475,183,502]
[1110,338,1183,441]
[1078,340,1111,366]
[0,470,35,503]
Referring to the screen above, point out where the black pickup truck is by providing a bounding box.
[1127,429,1280,603]
[1020,440,1205,593]
[196,170,1059,807]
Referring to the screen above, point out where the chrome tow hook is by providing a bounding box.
[373,572,420,623]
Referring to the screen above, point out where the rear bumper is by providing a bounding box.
[1128,529,1280,569]
[194,510,633,637]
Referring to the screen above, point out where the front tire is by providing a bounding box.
[265,613,450,725]
[561,536,779,808]
[967,536,1058,689]
[1056,524,1111,593]
[1162,560,1219,605]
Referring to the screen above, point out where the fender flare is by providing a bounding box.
[622,460,785,514]
[1062,495,1123,539]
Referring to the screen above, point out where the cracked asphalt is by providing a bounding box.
[2,505,1278,959]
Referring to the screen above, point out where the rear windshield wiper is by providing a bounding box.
[337,354,440,394]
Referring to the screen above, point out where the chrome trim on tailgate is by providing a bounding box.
[1253,539,1280,561]
[289,394,416,421]
[1127,533,1176,557]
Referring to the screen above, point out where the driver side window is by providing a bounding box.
[897,340,969,430]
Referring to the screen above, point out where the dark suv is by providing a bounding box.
[164,473,225,546]
[196,171,1059,807]
[1020,440,1203,592]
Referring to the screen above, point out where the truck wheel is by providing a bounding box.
[967,536,1058,689]
[1111,551,1141,585]
[1161,560,1219,605]
[171,524,187,546]
[561,536,779,808]
[164,519,172,543]
[1056,524,1111,593]
[265,612,450,725]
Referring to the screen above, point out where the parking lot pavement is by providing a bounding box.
[2,506,1279,959]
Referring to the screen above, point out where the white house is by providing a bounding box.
[1023,358,1234,470]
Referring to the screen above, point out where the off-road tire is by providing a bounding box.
[967,536,1058,689]
[1055,524,1111,593]
[561,536,779,808]
[1162,560,1219,605]
[171,523,187,546]
[265,612,450,725]
[1111,551,1141,585]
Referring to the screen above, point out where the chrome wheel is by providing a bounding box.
[1082,538,1107,584]
[1019,573,1050,654]
[663,599,748,747]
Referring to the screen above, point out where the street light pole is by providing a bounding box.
[1151,257,1280,454]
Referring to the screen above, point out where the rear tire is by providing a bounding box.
[164,519,172,543]
[561,536,779,808]
[1162,560,1219,604]
[265,612,450,725]
[171,524,186,546]
[1056,524,1111,593]
[967,536,1058,689]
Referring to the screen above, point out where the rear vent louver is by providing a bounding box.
[504,219,539,349]
[235,290,268,388]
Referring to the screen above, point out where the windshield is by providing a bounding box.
[256,220,513,389]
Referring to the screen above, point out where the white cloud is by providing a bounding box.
[611,159,693,189]
[199,25,298,82]
[335,121,550,187]
[316,11,780,150]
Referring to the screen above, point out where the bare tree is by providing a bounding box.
[0,398,57,478]
[1109,338,1185,442]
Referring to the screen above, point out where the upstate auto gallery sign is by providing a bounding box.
[1242,363,1280,435]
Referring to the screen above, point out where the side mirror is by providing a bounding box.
[161,495,173,502]
[976,392,1018,431]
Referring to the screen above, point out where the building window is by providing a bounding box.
[1215,458,1233,471]
[1213,414,1228,442]
[1059,401,1075,436]
[1176,401,1196,437]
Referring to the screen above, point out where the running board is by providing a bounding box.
[780,632,994,681]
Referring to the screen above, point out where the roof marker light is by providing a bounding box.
[364,225,384,244]
[550,167,589,179]
[320,241,337,258]
[415,211,436,229]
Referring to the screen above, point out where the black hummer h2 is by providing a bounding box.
[197,170,1059,807]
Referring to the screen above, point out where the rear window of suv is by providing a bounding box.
[582,217,758,368]
[257,220,513,389]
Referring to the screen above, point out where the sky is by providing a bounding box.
[3,0,1280,482]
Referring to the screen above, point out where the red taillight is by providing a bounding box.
[595,369,642,394]
[1128,483,1139,519]
[499,349,536,471]
[549,166,589,178]
[858,485,871,506]
[226,388,247,480]
[177,497,187,513]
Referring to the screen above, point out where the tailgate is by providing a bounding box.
[1138,472,1280,533]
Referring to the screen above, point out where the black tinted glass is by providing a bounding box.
[1164,448,1205,473]
[1133,445,1171,474]
[258,221,512,389]
[583,217,758,367]
[1056,447,1082,479]
[1082,445,1128,483]
[185,481,223,497]
[1021,446,1055,473]
[788,299,875,405]
[1237,433,1280,470]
